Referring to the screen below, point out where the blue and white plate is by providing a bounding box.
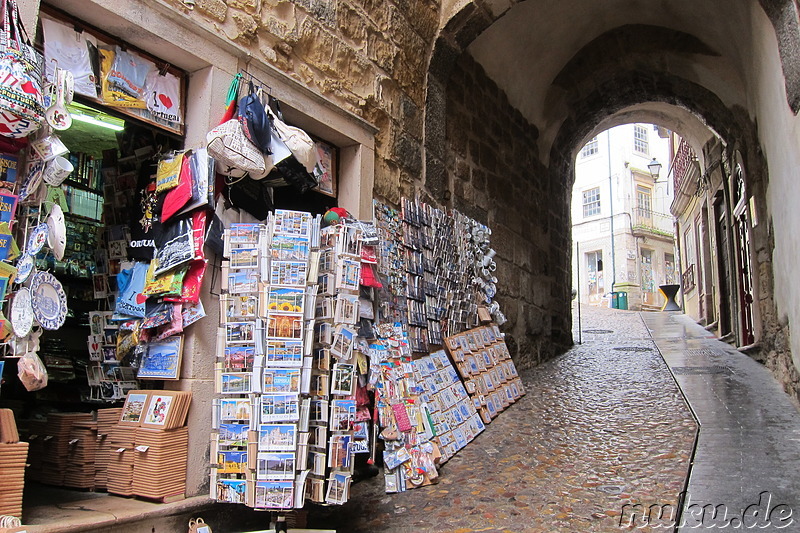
[26,223,49,256]
[30,271,67,330]
[15,253,34,284]
[10,287,33,337]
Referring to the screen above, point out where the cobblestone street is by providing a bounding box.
[309,306,697,532]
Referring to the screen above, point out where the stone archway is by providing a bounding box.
[422,0,795,372]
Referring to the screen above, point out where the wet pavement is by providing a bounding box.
[643,312,800,531]
[309,306,697,532]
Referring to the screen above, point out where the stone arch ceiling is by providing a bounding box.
[463,0,758,162]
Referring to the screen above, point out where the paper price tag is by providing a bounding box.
[69,439,79,445]
[135,445,149,452]
[116,447,126,453]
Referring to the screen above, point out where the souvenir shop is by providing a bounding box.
[0,0,524,527]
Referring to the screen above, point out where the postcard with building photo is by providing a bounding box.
[224,345,256,371]
[254,480,294,509]
[262,368,302,395]
[229,247,259,269]
[331,363,355,396]
[269,234,311,262]
[266,313,303,340]
[269,261,309,287]
[220,372,254,395]
[228,269,259,294]
[258,423,297,451]
[220,398,252,422]
[257,452,297,480]
[271,210,313,238]
[260,393,301,422]
[229,223,261,245]
[219,422,249,447]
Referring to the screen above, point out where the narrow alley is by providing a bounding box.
[308,306,697,532]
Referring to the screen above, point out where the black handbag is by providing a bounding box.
[238,82,272,155]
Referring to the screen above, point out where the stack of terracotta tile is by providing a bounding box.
[94,408,122,490]
[0,409,28,520]
[37,413,93,486]
[131,427,188,502]
[106,426,136,497]
[63,421,98,489]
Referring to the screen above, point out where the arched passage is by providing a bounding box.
[423,0,799,398]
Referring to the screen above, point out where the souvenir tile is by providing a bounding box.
[137,336,183,380]
[258,423,297,451]
[119,390,150,426]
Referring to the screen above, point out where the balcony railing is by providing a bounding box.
[633,207,675,236]
[682,263,696,293]
[672,138,694,193]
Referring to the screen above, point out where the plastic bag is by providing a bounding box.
[17,351,48,391]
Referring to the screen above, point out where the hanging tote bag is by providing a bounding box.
[206,119,271,179]
[0,0,44,138]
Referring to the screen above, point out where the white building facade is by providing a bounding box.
[571,124,675,310]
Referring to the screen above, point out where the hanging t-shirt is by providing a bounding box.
[42,16,98,98]
[114,261,149,319]
[144,69,182,124]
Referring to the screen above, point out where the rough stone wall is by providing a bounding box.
[183,0,438,205]
[445,54,572,369]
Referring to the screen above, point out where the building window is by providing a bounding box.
[634,124,649,155]
[636,184,652,223]
[582,187,601,217]
[580,136,599,158]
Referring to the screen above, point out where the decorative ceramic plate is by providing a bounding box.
[10,287,33,337]
[15,254,34,284]
[26,223,49,256]
[30,271,67,330]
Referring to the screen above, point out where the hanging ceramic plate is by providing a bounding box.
[15,253,34,284]
[30,271,67,330]
[10,287,33,337]
[26,223,49,256]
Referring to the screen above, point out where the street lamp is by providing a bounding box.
[648,157,662,179]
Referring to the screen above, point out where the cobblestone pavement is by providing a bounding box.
[309,306,697,532]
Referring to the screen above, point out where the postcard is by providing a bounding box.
[215,478,247,504]
[270,234,311,261]
[220,398,252,422]
[223,295,258,319]
[218,450,248,474]
[265,286,305,315]
[260,394,300,422]
[220,372,253,394]
[229,223,261,245]
[219,422,249,446]
[329,399,356,432]
[258,423,297,451]
[266,313,303,340]
[226,321,256,344]
[331,363,355,396]
[269,261,309,287]
[257,452,296,480]
[271,209,312,237]
[223,345,255,370]
[264,339,303,366]
[254,480,294,509]
[262,368,301,394]
[229,247,258,269]
[228,269,259,294]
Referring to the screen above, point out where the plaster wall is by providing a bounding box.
[745,2,800,368]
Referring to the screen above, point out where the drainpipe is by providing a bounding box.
[608,131,616,294]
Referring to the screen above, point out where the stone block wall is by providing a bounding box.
[183,0,438,205]
[445,54,572,369]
